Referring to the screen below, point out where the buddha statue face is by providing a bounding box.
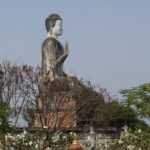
[51,20,63,37]
[45,14,63,38]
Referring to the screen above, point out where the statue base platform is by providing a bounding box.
[34,76,104,128]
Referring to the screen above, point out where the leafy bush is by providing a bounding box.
[120,83,150,121]
[109,127,150,150]
[96,101,148,130]
[0,130,74,150]
[0,101,11,135]
[91,127,150,150]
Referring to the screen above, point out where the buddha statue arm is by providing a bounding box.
[57,41,68,64]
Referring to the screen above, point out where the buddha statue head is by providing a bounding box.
[45,13,63,38]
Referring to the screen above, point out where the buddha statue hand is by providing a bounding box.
[57,41,69,64]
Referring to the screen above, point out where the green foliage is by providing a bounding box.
[97,101,148,130]
[91,128,150,150]
[2,131,74,150]
[120,83,150,120]
[23,106,35,127]
[49,132,74,149]
[0,101,11,135]
[5,130,49,150]
[109,128,150,150]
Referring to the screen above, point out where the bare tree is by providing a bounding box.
[0,60,106,133]
[0,61,29,128]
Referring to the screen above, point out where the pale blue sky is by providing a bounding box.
[0,0,150,98]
